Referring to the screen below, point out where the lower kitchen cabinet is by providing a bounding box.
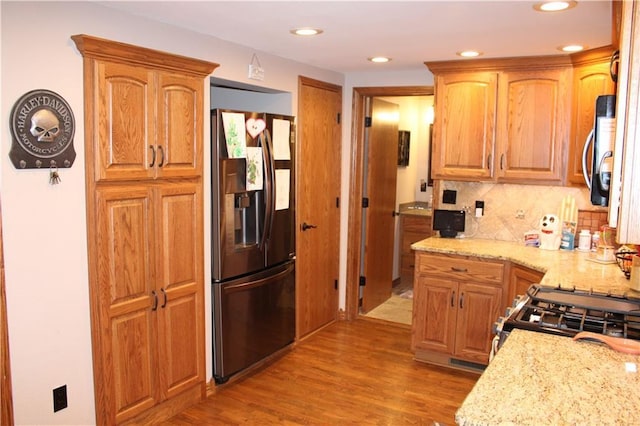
[412,252,504,368]
[400,214,432,280]
[509,264,544,302]
[94,183,205,424]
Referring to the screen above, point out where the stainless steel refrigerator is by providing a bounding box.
[211,109,295,383]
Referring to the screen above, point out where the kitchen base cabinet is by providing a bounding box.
[412,252,504,369]
[400,214,432,280]
[73,34,217,425]
[508,264,544,303]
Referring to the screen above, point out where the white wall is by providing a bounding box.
[1,2,342,424]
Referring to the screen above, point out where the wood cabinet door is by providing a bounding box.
[412,276,457,354]
[94,185,159,424]
[495,69,570,184]
[567,60,617,185]
[156,72,203,179]
[453,282,502,364]
[400,215,432,278]
[154,183,205,400]
[94,61,156,182]
[432,72,497,180]
[508,265,544,303]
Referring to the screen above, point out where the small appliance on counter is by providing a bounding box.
[433,209,465,238]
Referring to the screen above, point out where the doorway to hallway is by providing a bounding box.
[347,86,434,325]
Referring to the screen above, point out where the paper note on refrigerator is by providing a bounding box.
[246,147,263,191]
[275,169,290,210]
[221,112,247,158]
[272,118,291,160]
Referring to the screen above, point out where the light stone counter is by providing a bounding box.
[455,329,640,425]
[398,201,432,217]
[411,237,636,295]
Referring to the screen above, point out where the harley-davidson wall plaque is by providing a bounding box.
[9,89,76,169]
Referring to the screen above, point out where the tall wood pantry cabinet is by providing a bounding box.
[72,35,218,425]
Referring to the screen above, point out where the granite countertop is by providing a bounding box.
[455,329,640,425]
[411,237,635,295]
[398,201,432,217]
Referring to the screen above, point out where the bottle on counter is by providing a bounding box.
[591,231,600,251]
[578,230,591,251]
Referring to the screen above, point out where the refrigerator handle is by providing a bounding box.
[259,130,276,248]
[581,129,594,189]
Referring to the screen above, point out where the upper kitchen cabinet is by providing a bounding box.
[431,71,497,180]
[427,56,572,185]
[495,67,570,183]
[72,34,217,182]
[566,46,618,186]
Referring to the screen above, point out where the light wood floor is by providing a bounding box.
[164,318,479,425]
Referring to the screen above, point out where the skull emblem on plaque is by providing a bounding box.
[30,109,60,142]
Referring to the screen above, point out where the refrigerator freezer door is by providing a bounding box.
[212,261,295,383]
[264,114,296,267]
[212,109,268,281]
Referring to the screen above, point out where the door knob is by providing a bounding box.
[301,222,318,231]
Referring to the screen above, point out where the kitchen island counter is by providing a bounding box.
[411,237,635,295]
[455,328,640,425]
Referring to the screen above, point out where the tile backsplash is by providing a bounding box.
[436,181,609,243]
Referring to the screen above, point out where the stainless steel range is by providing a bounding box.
[492,285,640,357]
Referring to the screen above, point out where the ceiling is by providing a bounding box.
[97,1,613,73]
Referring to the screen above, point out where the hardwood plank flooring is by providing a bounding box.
[164,319,479,425]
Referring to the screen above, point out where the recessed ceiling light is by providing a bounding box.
[368,56,391,63]
[560,44,585,52]
[290,28,323,36]
[457,50,483,58]
[533,1,577,12]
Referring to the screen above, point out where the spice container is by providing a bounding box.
[591,231,600,251]
[578,230,591,251]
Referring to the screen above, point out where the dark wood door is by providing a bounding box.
[361,98,399,313]
[296,77,342,338]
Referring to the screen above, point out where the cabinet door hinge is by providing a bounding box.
[334,279,338,290]
[364,116,372,127]
[336,197,340,208]
[337,113,341,124]
[362,197,369,208]
[359,276,366,287]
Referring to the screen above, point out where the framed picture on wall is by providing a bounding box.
[397,130,410,167]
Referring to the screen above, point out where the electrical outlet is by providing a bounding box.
[53,385,67,412]
[516,209,525,219]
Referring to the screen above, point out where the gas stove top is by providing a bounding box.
[494,285,640,352]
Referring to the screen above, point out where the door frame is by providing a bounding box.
[345,86,434,321]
